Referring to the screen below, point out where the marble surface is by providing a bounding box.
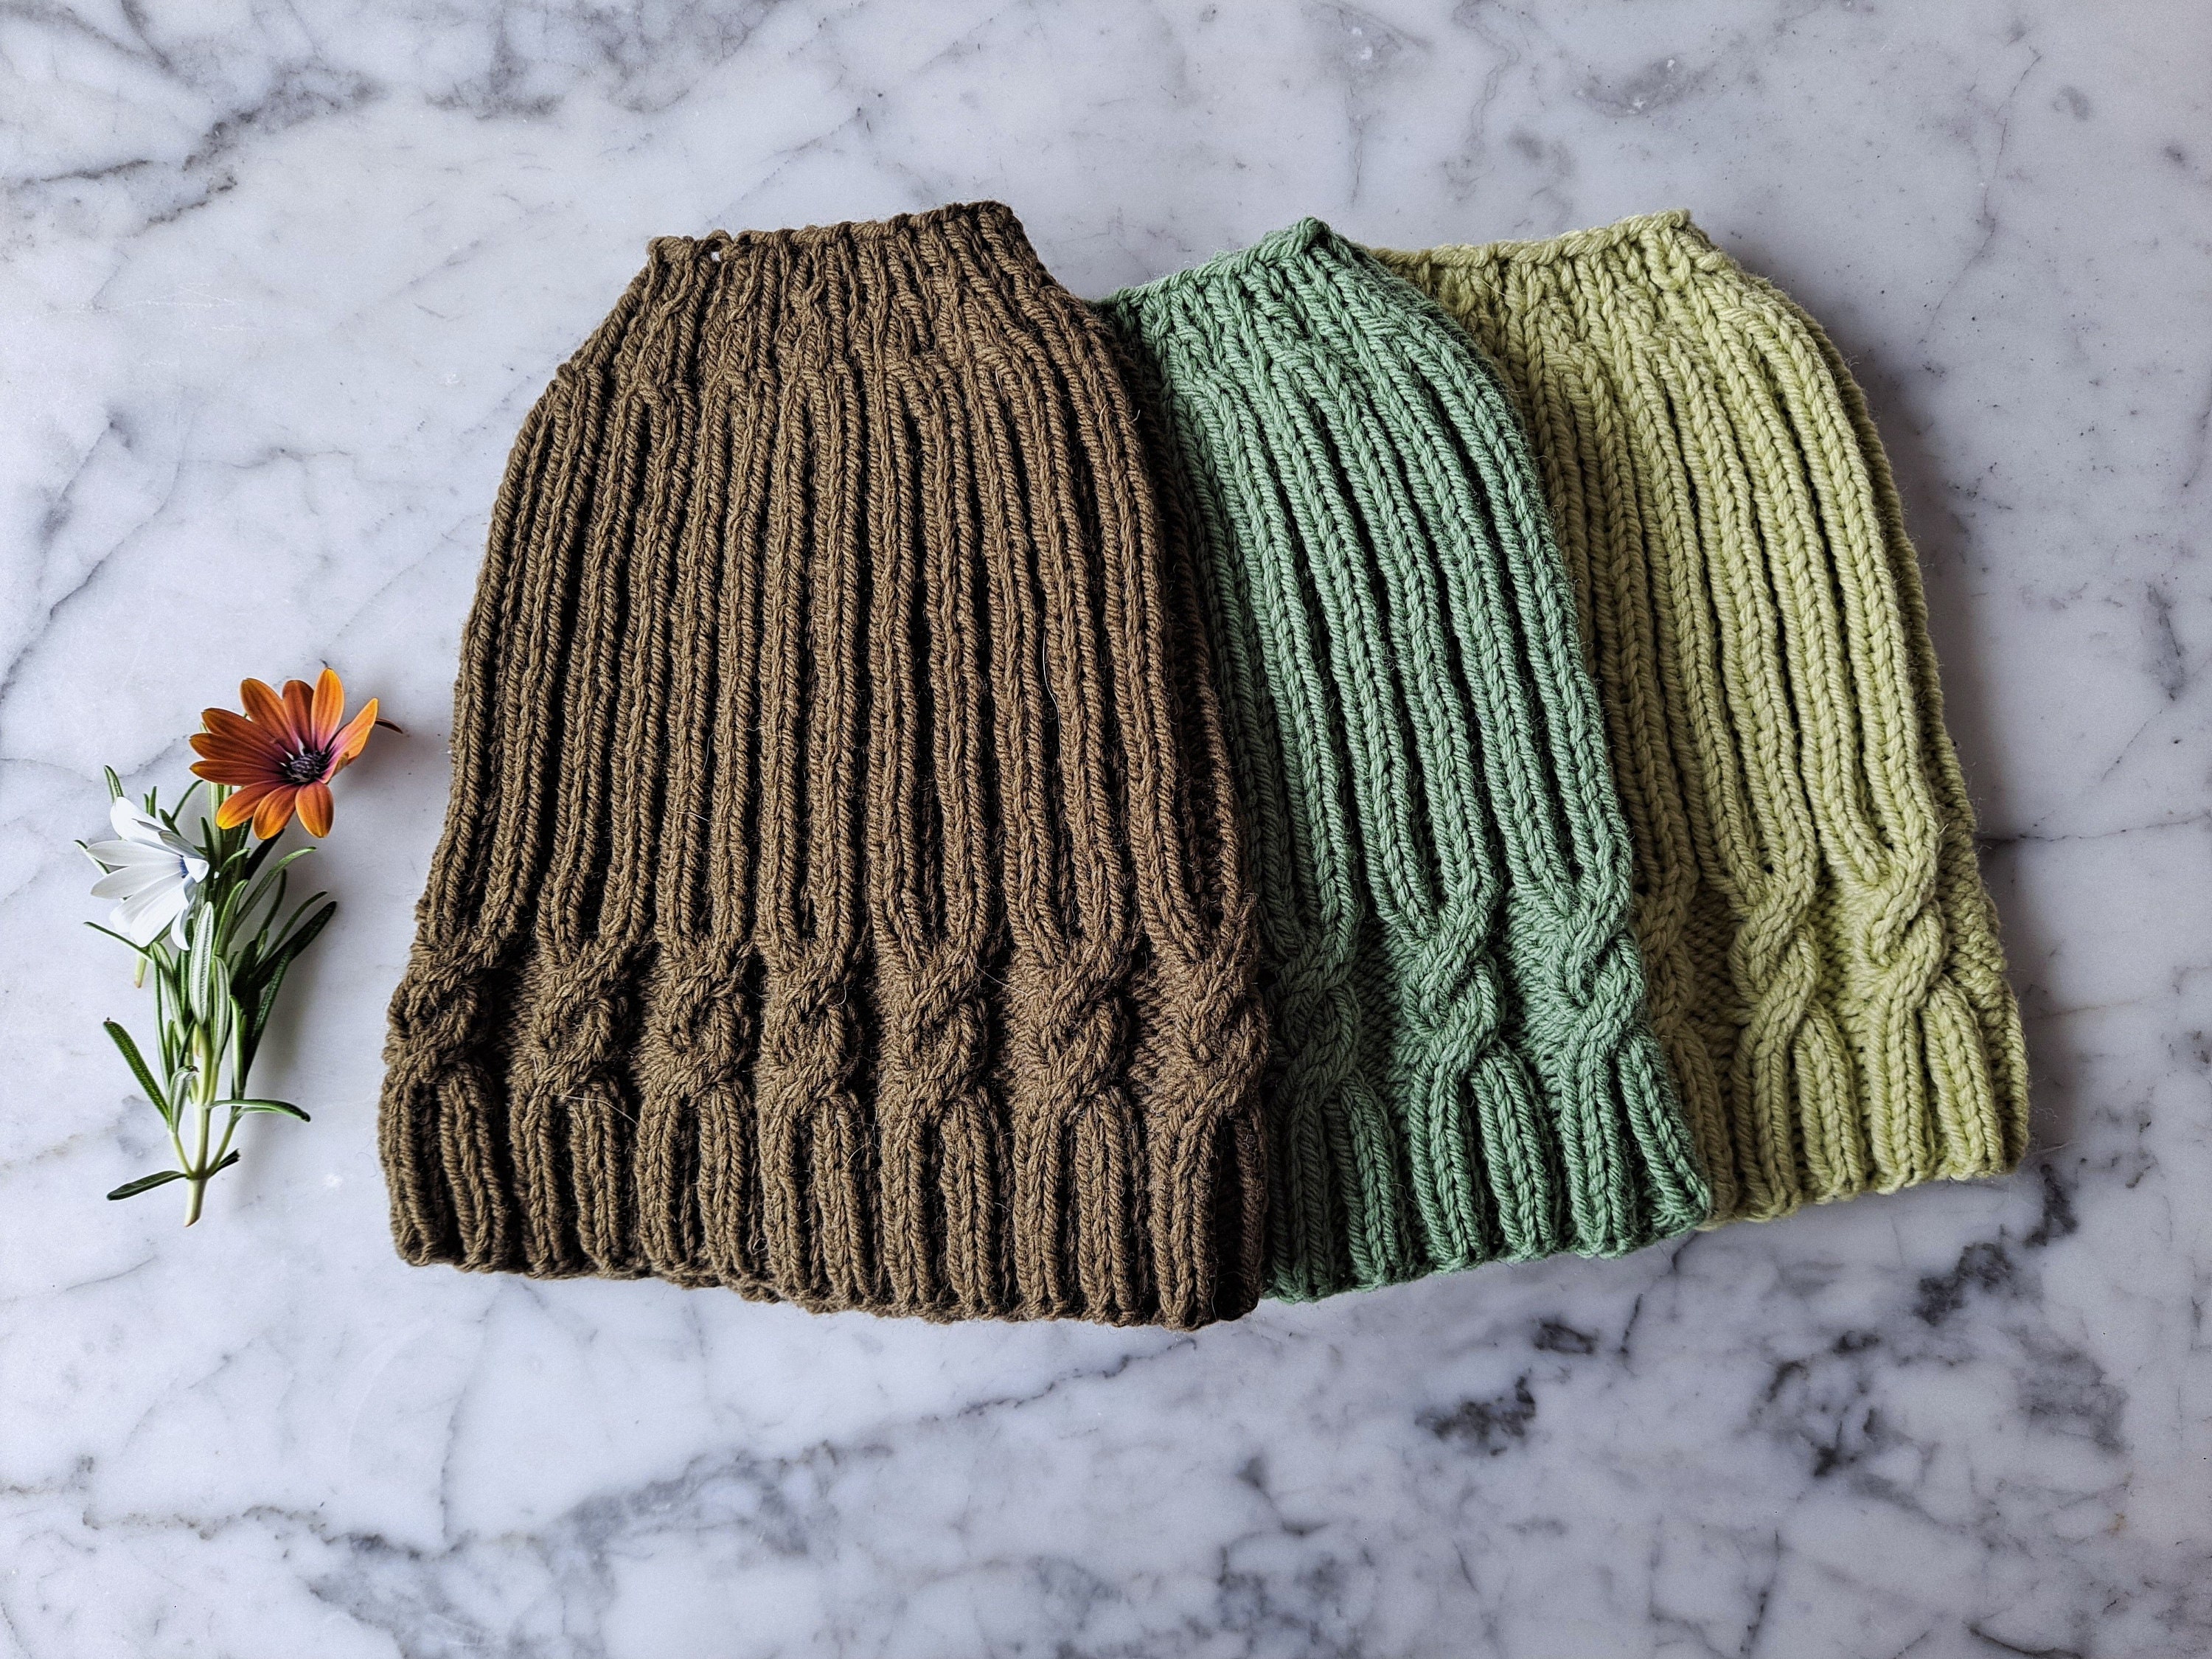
[4,1,2208,1653]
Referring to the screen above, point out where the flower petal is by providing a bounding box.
[296,781,334,837]
[150,810,197,858]
[195,759,274,789]
[202,707,285,758]
[190,731,282,765]
[116,878,188,946]
[215,781,282,826]
[192,770,265,796]
[93,865,163,901]
[190,762,274,788]
[311,668,345,747]
[252,786,300,841]
[191,752,281,783]
[282,680,317,747]
[216,783,270,830]
[239,679,298,747]
[109,797,163,844]
[330,698,381,770]
[86,838,178,869]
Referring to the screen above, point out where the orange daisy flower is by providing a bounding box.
[190,669,382,838]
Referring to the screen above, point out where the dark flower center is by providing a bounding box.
[279,746,332,785]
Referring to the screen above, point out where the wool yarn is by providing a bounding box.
[1099,221,1710,1301]
[1374,212,2029,1222]
[379,203,1269,1327]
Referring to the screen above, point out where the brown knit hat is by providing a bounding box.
[378,204,1267,1327]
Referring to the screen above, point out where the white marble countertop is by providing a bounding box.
[5,4,2209,1655]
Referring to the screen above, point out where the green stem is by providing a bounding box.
[207,1104,243,1182]
[165,1101,191,1183]
[184,1028,216,1227]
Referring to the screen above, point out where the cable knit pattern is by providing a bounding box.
[1100,220,1708,1300]
[377,203,1269,1327]
[1374,212,2029,1222]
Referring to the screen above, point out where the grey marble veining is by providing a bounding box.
[4,3,2209,1655]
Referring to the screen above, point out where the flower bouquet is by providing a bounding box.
[80,670,389,1223]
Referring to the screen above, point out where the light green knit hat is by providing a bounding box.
[1099,221,1710,1300]
[1373,212,2030,1223]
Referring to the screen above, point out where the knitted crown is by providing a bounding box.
[379,203,1268,1326]
[1099,220,1711,1300]
[1373,212,2029,1220]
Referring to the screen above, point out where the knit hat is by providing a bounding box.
[379,204,1268,1327]
[1373,212,2029,1222]
[1099,222,1710,1301]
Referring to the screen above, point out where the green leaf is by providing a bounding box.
[243,828,292,881]
[183,908,206,1012]
[103,765,124,802]
[186,905,218,1021]
[107,1169,186,1200]
[195,811,227,877]
[210,1150,240,1175]
[229,1098,310,1121]
[214,875,250,954]
[84,921,157,960]
[241,849,315,939]
[237,880,320,987]
[240,899,336,1074]
[268,888,333,958]
[237,874,287,983]
[102,1020,175,1127]
[229,997,248,1096]
[156,970,183,1078]
[205,962,235,1084]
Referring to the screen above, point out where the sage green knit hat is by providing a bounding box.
[1373,213,2029,1223]
[1099,221,1711,1301]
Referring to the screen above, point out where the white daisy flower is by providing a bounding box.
[82,797,209,947]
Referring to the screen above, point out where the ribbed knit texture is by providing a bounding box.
[1374,212,2029,1222]
[1099,221,1709,1301]
[378,203,1269,1327]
